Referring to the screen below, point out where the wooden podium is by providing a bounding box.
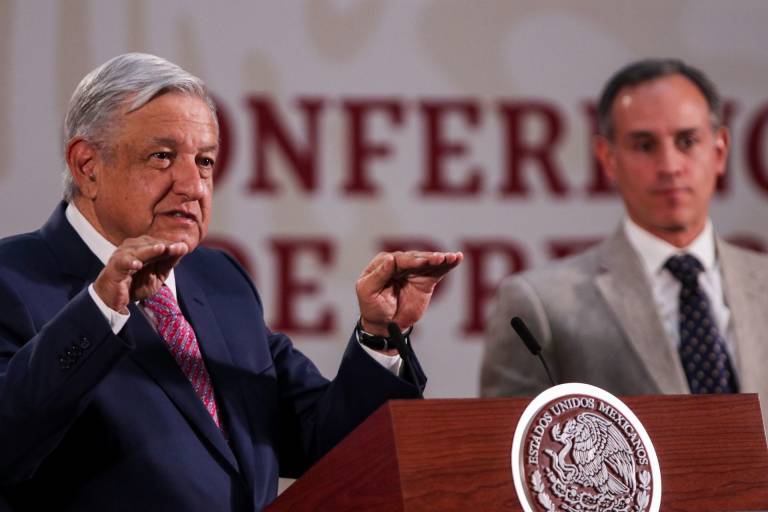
[267,394,768,511]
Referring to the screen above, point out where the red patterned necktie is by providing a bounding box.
[143,285,222,428]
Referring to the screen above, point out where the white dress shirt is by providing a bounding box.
[623,217,738,366]
[64,202,402,373]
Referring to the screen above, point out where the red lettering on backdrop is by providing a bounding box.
[378,237,448,301]
[418,100,482,196]
[746,102,768,195]
[341,99,404,195]
[270,238,336,334]
[245,96,324,194]
[498,101,568,197]
[201,235,255,278]
[461,240,528,335]
[378,237,443,254]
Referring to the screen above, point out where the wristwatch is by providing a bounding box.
[355,319,412,351]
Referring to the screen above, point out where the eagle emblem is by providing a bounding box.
[510,384,660,512]
[545,412,636,496]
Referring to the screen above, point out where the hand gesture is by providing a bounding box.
[356,251,463,336]
[93,236,189,314]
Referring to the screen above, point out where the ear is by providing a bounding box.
[593,134,617,183]
[713,126,730,178]
[66,137,100,199]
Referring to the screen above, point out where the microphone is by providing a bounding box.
[510,317,557,387]
[387,322,424,399]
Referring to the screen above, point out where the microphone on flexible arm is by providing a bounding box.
[510,317,557,387]
[387,322,424,399]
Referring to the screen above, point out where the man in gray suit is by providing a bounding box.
[481,59,768,423]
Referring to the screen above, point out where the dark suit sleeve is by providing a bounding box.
[0,281,132,484]
[270,331,425,476]
[220,252,425,477]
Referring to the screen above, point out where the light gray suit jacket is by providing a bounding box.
[481,226,768,426]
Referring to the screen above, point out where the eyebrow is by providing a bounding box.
[150,137,179,148]
[624,131,656,142]
[149,137,218,153]
[675,128,699,137]
[625,127,700,139]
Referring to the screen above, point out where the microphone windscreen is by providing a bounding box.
[510,317,541,356]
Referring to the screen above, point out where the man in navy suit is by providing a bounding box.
[0,53,462,511]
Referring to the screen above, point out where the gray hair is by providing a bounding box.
[597,58,722,139]
[62,52,217,201]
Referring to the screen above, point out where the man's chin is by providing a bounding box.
[651,207,698,232]
[653,214,706,238]
[657,222,687,233]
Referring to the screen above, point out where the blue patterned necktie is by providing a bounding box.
[664,254,738,394]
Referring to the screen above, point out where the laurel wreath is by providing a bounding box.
[634,470,651,511]
[530,467,652,512]
[531,470,557,512]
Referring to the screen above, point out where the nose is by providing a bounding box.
[172,157,206,200]
[657,140,684,178]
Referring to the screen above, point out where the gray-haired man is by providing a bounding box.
[0,53,462,511]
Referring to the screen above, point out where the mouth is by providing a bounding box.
[161,210,199,223]
[653,186,690,197]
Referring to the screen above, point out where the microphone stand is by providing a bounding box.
[387,322,424,399]
[510,317,557,387]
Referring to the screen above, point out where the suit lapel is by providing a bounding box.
[124,302,240,474]
[42,203,246,476]
[175,264,257,487]
[594,229,689,393]
[718,240,768,394]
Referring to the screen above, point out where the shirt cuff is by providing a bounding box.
[359,342,403,376]
[88,283,130,334]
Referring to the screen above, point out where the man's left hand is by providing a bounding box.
[356,251,463,336]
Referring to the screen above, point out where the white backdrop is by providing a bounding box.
[2,0,767,398]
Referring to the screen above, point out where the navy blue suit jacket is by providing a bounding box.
[0,203,424,511]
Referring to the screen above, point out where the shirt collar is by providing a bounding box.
[623,216,716,276]
[65,202,177,296]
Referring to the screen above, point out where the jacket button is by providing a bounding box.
[79,337,91,349]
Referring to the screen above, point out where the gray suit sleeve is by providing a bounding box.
[480,274,555,397]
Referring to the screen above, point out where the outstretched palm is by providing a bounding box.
[356,251,463,335]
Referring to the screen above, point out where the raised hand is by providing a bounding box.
[356,251,463,336]
[93,236,189,314]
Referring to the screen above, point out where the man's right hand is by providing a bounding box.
[93,236,189,314]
